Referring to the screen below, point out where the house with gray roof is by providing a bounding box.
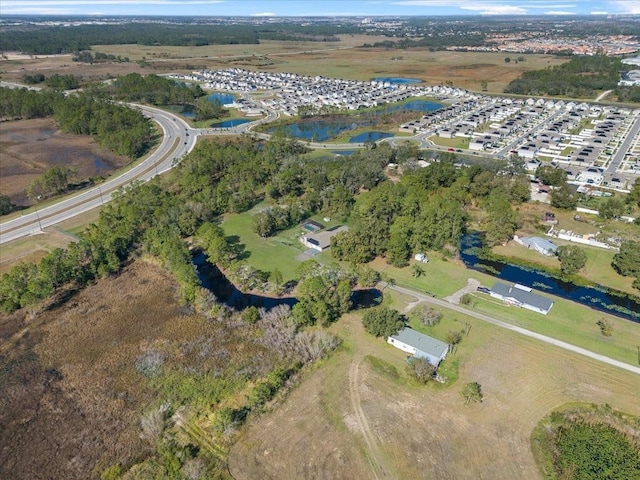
[300,225,348,251]
[387,327,449,366]
[514,236,558,256]
[489,282,554,315]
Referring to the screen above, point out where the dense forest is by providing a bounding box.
[93,73,205,105]
[533,405,640,480]
[0,22,354,55]
[0,137,530,313]
[0,87,153,158]
[504,55,625,97]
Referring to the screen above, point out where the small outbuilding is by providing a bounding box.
[387,327,449,366]
[414,253,429,263]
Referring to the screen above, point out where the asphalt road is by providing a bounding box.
[386,284,640,376]
[0,104,196,244]
[605,112,640,176]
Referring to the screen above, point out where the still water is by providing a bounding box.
[460,232,640,322]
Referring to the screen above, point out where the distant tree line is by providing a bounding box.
[365,34,486,50]
[0,87,152,158]
[504,55,625,97]
[0,23,360,55]
[72,50,129,63]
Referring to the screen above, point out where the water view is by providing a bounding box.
[210,118,252,128]
[272,99,440,141]
[460,232,640,322]
[275,119,369,142]
[349,131,394,143]
[373,77,422,84]
[208,92,235,105]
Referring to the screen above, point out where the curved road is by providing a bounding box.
[0,104,197,244]
[387,284,640,376]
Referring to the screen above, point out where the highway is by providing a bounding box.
[0,104,197,244]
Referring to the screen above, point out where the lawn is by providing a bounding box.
[370,255,494,297]
[467,291,640,366]
[221,203,347,281]
[369,254,640,365]
[428,135,470,149]
[229,289,640,480]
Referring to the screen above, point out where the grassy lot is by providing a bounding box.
[370,255,493,297]
[229,290,640,480]
[94,41,568,93]
[467,292,640,366]
[221,203,346,281]
[428,135,470,149]
[493,240,637,296]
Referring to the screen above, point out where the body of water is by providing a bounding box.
[460,232,640,322]
[275,119,369,142]
[210,118,252,128]
[274,100,440,141]
[208,92,235,105]
[349,131,394,143]
[193,251,381,311]
[382,100,442,114]
[373,77,422,84]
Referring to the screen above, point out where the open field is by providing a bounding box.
[229,294,640,480]
[0,260,183,480]
[31,39,570,94]
[0,118,130,207]
[221,203,345,281]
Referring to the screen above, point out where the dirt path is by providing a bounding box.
[348,359,395,480]
[443,277,480,304]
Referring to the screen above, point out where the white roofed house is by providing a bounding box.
[387,327,449,366]
[489,282,554,315]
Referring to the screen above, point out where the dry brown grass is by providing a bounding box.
[0,260,185,480]
[229,303,640,480]
[0,39,569,101]
[0,118,130,206]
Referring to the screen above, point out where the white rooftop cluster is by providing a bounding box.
[170,68,468,115]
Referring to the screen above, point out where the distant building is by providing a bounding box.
[300,226,348,251]
[514,236,558,256]
[387,327,449,366]
[489,282,554,315]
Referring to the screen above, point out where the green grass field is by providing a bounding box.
[222,203,346,281]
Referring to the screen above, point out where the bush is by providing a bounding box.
[362,306,406,338]
[406,357,436,384]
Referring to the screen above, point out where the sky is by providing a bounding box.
[1,0,639,17]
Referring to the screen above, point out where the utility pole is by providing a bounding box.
[35,209,43,230]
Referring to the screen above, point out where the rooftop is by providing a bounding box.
[389,327,449,359]
[491,282,554,312]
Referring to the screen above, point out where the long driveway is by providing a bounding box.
[387,284,640,376]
